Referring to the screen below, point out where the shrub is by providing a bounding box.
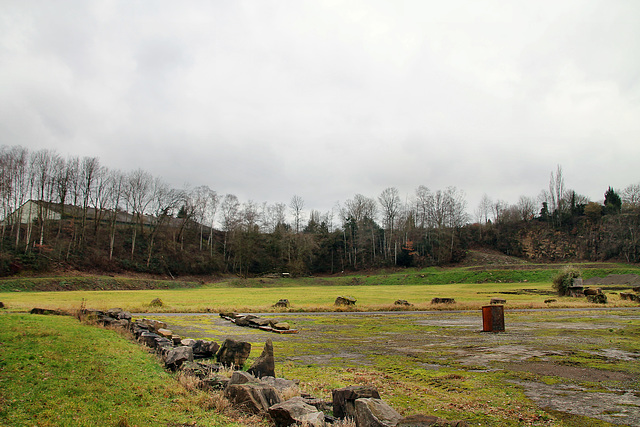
[552,266,582,296]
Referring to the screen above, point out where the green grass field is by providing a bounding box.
[1,264,639,313]
[0,313,239,427]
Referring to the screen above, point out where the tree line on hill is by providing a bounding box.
[1,145,639,277]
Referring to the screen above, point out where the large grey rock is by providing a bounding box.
[192,339,220,359]
[224,383,281,414]
[354,398,402,427]
[261,376,300,397]
[217,339,252,368]
[268,397,325,427]
[332,385,381,419]
[163,346,194,370]
[248,338,275,378]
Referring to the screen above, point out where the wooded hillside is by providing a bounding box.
[1,145,639,276]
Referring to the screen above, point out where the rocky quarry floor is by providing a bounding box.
[159,308,640,426]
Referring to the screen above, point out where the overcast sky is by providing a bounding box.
[1,0,639,218]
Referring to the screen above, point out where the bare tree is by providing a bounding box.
[622,183,640,210]
[516,195,537,221]
[124,169,153,259]
[290,195,305,234]
[475,194,492,225]
[378,187,401,261]
[145,178,181,267]
[106,170,125,261]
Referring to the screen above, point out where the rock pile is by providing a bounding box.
[29,307,472,427]
[219,312,298,334]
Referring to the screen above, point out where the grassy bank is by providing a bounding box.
[0,313,238,427]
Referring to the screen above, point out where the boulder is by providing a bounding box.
[149,298,164,307]
[332,385,380,419]
[141,318,167,332]
[0,302,4,309]
[354,398,403,427]
[154,337,173,351]
[217,339,252,368]
[273,322,291,331]
[584,287,602,296]
[192,340,220,359]
[431,298,455,304]
[163,346,194,370]
[138,331,162,348]
[181,338,197,347]
[261,376,300,396]
[268,397,325,427]
[396,414,469,426]
[224,383,282,414]
[394,300,412,306]
[248,338,275,378]
[490,298,506,305]
[248,317,272,328]
[273,299,291,308]
[157,328,174,339]
[335,296,357,306]
[587,294,607,304]
[229,370,257,385]
[301,395,331,412]
[111,319,130,329]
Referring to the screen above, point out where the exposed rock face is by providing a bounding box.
[268,397,325,427]
[248,338,275,378]
[217,339,252,368]
[224,383,281,414]
[332,385,381,419]
[354,398,403,427]
[335,296,357,306]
